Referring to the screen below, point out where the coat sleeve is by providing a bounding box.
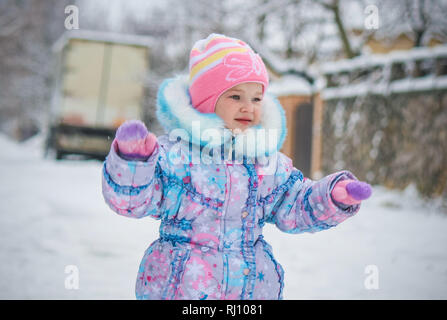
[101,139,165,219]
[260,153,360,233]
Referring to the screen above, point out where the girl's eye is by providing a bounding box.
[230,95,240,100]
[253,97,262,102]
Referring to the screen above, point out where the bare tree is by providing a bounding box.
[315,0,357,58]
[403,0,447,46]
[0,0,72,140]
[374,0,447,47]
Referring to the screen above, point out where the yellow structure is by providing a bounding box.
[47,30,153,159]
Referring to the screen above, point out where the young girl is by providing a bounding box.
[101,34,372,300]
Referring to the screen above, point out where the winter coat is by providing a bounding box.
[101,75,361,300]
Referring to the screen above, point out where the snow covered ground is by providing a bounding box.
[0,133,446,300]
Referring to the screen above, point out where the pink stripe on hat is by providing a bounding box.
[188,34,269,113]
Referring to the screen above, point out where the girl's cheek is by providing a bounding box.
[253,109,262,125]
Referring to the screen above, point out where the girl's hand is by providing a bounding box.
[114,120,157,160]
[331,179,372,205]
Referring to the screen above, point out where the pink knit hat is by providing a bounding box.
[188,34,269,113]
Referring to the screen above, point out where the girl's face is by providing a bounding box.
[214,82,263,132]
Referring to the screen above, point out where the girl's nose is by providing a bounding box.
[241,101,255,113]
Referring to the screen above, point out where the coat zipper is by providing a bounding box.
[219,162,232,298]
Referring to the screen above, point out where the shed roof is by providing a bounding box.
[52,29,155,53]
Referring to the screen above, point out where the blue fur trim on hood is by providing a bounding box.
[156,75,287,159]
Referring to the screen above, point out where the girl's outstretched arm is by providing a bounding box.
[261,153,371,233]
[101,120,165,219]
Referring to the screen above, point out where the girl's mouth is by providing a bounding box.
[235,119,252,125]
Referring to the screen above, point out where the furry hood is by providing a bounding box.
[156,75,287,160]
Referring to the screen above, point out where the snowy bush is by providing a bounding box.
[321,52,447,206]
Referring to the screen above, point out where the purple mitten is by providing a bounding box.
[331,179,372,205]
[114,120,157,160]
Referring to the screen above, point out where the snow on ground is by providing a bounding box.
[0,133,446,299]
